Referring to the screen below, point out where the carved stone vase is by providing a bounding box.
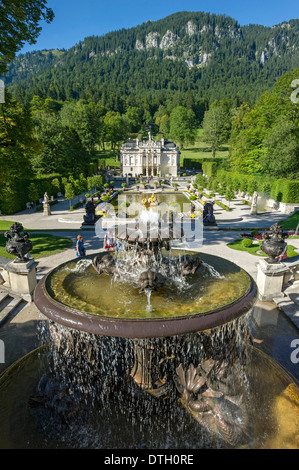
[4,223,33,262]
[260,223,288,264]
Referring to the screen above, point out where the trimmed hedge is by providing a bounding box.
[88,161,98,175]
[0,173,61,215]
[0,163,99,215]
[183,157,226,172]
[183,158,202,170]
[202,161,218,177]
[216,170,299,203]
[270,179,299,203]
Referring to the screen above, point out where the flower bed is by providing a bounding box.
[228,238,298,259]
[240,230,298,240]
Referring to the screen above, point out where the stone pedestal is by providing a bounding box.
[43,202,51,216]
[250,191,258,215]
[4,259,38,301]
[257,259,287,302]
[252,302,279,327]
[250,203,257,215]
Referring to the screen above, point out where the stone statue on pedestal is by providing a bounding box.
[43,192,51,216]
[250,191,258,215]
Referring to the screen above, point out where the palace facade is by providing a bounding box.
[120,133,180,178]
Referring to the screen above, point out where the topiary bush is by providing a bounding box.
[251,230,259,237]
[242,238,252,248]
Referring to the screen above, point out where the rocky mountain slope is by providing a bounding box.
[3,11,299,104]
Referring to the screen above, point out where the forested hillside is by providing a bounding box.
[3,11,299,106]
[1,11,298,215]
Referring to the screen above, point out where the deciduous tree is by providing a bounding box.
[202,100,231,158]
[0,0,54,74]
[169,106,196,148]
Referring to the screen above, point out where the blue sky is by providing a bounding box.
[19,0,299,54]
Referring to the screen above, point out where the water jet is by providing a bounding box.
[0,206,298,449]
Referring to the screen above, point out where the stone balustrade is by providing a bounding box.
[257,255,299,302]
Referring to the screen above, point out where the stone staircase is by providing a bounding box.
[273,281,299,330]
[0,290,28,327]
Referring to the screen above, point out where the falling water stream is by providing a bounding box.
[0,314,298,449]
[144,289,152,312]
[0,208,298,449]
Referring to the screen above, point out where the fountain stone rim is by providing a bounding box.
[34,253,258,339]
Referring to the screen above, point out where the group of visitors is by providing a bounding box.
[75,230,115,258]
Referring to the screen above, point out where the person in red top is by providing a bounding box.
[104,231,115,251]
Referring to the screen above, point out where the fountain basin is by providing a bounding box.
[0,343,298,449]
[34,252,257,339]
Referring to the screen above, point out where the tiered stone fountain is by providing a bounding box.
[0,214,298,449]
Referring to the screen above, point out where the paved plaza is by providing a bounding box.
[0,189,297,280]
[0,188,298,379]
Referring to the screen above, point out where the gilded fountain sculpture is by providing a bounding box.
[1,204,296,449]
[92,210,201,292]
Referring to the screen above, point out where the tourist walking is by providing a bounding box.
[76,234,86,257]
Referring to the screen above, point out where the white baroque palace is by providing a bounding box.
[120,133,180,178]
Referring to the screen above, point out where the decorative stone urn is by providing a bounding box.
[260,223,288,264]
[3,223,37,298]
[203,202,216,226]
[4,223,33,262]
[83,201,96,225]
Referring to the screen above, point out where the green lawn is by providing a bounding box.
[279,211,299,231]
[92,131,229,168]
[180,129,229,166]
[227,239,299,258]
[0,220,28,232]
[0,233,73,260]
[93,149,121,169]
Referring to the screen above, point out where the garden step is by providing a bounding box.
[0,296,25,327]
[273,295,299,330]
[284,283,299,307]
[0,292,9,305]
